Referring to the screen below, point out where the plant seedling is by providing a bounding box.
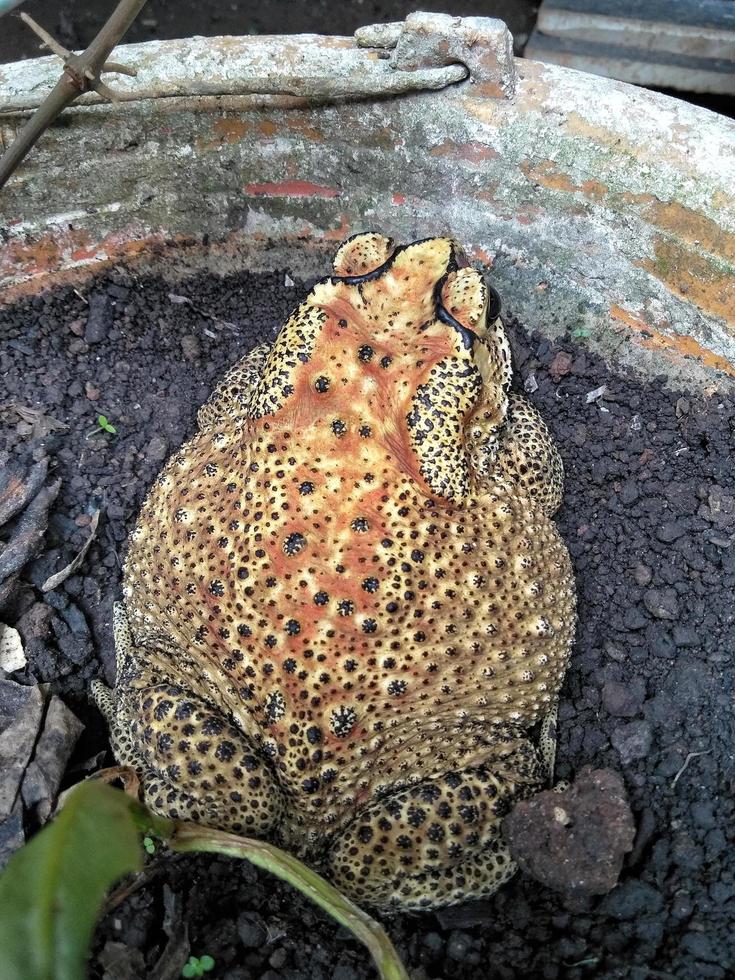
[142,835,155,855]
[97,414,117,434]
[182,955,215,977]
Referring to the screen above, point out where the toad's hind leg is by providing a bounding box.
[92,607,283,835]
[470,392,564,517]
[325,740,545,911]
[196,342,270,431]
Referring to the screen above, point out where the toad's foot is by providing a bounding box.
[326,740,545,911]
[92,604,284,835]
[93,676,285,835]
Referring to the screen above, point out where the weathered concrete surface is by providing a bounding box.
[391,12,516,96]
[355,22,404,49]
[1,25,734,391]
[0,34,468,110]
[527,0,735,96]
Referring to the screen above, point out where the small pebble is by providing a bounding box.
[643,588,679,621]
[611,720,653,765]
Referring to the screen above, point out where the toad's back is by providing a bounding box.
[96,236,577,910]
[123,407,573,815]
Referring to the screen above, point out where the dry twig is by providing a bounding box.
[0,0,149,190]
[671,750,711,788]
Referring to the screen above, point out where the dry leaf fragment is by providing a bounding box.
[0,479,61,592]
[2,403,68,440]
[42,509,101,591]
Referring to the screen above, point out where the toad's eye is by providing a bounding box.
[437,267,494,346]
[486,284,501,323]
[439,267,502,334]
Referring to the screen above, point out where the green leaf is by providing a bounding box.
[200,955,215,971]
[181,964,197,979]
[0,781,142,980]
[97,414,117,434]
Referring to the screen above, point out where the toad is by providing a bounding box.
[92,234,576,911]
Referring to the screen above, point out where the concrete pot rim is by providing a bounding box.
[1,19,734,391]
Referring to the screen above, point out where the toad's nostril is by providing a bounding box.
[452,243,471,269]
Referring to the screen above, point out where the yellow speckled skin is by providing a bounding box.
[92,236,576,911]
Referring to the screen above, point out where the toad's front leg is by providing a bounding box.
[468,392,565,517]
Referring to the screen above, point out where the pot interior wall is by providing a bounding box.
[1,26,734,392]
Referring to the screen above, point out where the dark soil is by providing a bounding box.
[1,261,734,980]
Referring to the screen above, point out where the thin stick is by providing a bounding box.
[0,76,78,185]
[0,0,149,190]
[20,12,71,59]
[671,749,710,788]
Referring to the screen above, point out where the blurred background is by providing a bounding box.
[0,0,732,116]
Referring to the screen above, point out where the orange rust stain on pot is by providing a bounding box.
[0,232,182,302]
[469,80,505,100]
[2,233,65,277]
[564,112,640,159]
[1,228,156,281]
[521,160,607,201]
[577,179,607,200]
[284,117,324,141]
[626,197,735,264]
[197,116,326,151]
[430,139,500,164]
[321,215,353,242]
[214,118,250,142]
[242,180,341,198]
[470,246,495,267]
[610,304,735,377]
[641,238,735,327]
[196,118,251,151]
[70,243,104,262]
[461,98,502,127]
